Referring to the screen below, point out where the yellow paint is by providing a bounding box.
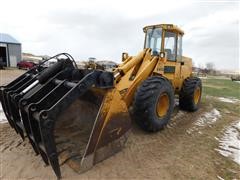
[156,93,169,117]
[194,87,201,104]
[143,24,184,35]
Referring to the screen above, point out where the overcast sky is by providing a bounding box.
[1,0,239,70]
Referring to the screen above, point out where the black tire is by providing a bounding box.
[179,77,202,111]
[132,76,174,132]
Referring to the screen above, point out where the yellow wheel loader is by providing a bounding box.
[0,24,202,178]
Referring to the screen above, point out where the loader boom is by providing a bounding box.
[114,49,158,106]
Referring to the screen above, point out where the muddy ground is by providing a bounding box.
[0,69,239,179]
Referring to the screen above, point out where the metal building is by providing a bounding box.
[0,33,22,67]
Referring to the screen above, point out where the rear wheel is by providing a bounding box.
[132,76,174,132]
[179,77,202,111]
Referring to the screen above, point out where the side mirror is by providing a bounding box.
[122,52,128,62]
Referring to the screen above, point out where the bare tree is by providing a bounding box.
[206,62,216,75]
[206,62,215,71]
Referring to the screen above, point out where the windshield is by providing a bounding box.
[145,28,162,56]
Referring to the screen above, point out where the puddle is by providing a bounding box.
[216,121,240,165]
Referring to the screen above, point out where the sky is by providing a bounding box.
[0,0,239,70]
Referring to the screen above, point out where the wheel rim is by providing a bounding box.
[156,93,170,118]
[194,87,201,104]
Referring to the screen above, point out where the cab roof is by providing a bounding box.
[143,24,184,35]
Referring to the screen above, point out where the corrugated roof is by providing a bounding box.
[0,33,21,44]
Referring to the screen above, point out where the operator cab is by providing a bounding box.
[143,24,184,61]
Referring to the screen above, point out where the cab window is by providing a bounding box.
[177,35,182,60]
[164,31,177,61]
[145,28,162,56]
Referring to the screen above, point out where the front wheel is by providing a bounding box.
[132,76,175,132]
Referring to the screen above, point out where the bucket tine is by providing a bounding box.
[0,88,17,130]
[9,94,26,139]
[39,115,61,178]
[27,80,67,165]
[36,71,99,178]
[3,75,37,138]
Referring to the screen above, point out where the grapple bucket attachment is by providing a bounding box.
[0,58,131,178]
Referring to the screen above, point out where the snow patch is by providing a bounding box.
[216,121,240,165]
[0,104,7,123]
[172,110,185,120]
[217,175,224,180]
[218,97,240,104]
[187,109,221,134]
[199,76,208,79]
[194,109,221,127]
[206,95,240,104]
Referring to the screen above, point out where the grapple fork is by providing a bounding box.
[0,56,131,179]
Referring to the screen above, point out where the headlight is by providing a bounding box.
[160,52,165,58]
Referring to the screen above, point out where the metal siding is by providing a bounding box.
[8,44,22,67]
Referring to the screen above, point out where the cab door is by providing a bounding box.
[162,31,181,91]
